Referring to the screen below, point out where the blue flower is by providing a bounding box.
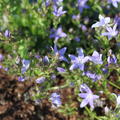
[78,0,89,13]
[102,68,108,74]
[50,27,67,41]
[0,65,2,69]
[42,56,49,64]
[50,74,56,80]
[72,14,80,20]
[74,37,81,42]
[89,51,103,64]
[0,54,4,61]
[80,24,87,31]
[53,44,68,62]
[35,77,46,84]
[53,5,67,17]
[114,15,120,30]
[107,55,117,64]
[45,0,51,7]
[4,30,10,37]
[101,24,118,40]
[108,0,120,8]
[91,15,110,28]
[18,76,25,82]
[21,59,30,74]
[107,49,117,64]
[50,93,62,107]
[69,48,89,71]
[83,71,102,82]
[35,55,40,59]
[79,84,99,109]
[4,68,8,71]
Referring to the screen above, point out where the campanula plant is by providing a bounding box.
[0,0,120,119]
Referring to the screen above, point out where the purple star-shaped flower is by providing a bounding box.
[78,0,89,13]
[108,0,120,8]
[50,27,67,41]
[45,0,51,7]
[69,48,89,71]
[36,77,46,84]
[91,15,110,28]
[4,30,10,37]
[4,68,8,71]
[53,44,68,62]
[72,14,80,20]
[107,49,117,64]
[51,74,56,80]
[18,76,25,82]
[21,59,30,74]
[0,54,4,61]
[114,16,120,30]
[0,65,2,69]
[42,56,49,64]
[83,71,102,82]
[89,51,103,64]
[79,84,99,109]
[50,92,62,107]
[101,24,118,40]
[53,5,67,17]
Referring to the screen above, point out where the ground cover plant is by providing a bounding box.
[0,0,120,119]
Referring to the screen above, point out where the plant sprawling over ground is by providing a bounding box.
[0,0,120,119]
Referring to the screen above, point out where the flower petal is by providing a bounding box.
[69,64,79,70]
[69,54,77,61]
[57,67,66,73]
[91,22,102,28]
[78,64,84,71]
[80,98,89,108]
[59,56,68,62]
[59,47,67,55]
[93,95,99,99]
[89,99,94,109]
[79,93,88,98]
[54,44,58,53]
[77,48,84,57]
[105,17,110,24]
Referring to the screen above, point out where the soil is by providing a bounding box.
[0,69,119,120]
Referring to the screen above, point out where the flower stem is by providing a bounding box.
[47,84,69,91]
[108,81,120,90]
[85,107,100,120]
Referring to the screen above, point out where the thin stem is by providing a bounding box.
[47,83,69,91]
[109,81,120,90]
[85,107,100,120]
